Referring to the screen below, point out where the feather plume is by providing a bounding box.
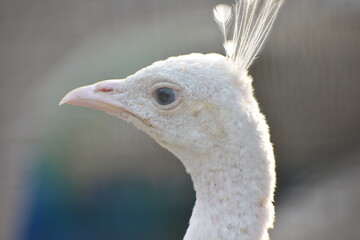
[213,0,284,71]
[213,4,233,47]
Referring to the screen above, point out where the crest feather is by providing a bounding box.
[213,4,233,45]
[213,0,284,71]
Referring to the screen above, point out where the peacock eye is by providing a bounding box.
[154,87,177,105]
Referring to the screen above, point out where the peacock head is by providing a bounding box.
[60,53,252,161]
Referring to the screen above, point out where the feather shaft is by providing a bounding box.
[213,0,284,70]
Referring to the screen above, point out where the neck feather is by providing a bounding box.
[183,97,275,240]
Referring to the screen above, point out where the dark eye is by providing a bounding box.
[154,87,177,105]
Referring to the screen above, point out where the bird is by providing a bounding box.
[60,1,283,240]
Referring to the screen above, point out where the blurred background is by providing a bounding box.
[1,0,359,239]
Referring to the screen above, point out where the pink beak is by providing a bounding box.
[59,79,152,127]
[60,79,127,114]
[60,79,152,127]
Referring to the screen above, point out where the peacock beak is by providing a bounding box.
[60,79,126,110]
[60,79,152,127]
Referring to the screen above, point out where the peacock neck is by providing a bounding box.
[182,106,275,240]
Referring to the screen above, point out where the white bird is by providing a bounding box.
[60,1,283,240]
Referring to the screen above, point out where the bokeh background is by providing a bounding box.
[1,0,359,239]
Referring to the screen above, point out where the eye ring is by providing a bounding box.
[150,82,182,110]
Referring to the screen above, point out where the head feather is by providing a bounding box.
[213,4,233,44]
[213,0,284,71]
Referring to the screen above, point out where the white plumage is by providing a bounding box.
[60,1,283,239]
[214,0,283,71]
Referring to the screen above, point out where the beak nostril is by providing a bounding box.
[97,88,113,93]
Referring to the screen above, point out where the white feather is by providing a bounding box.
[223,40,236,59]
[214,0,284,71]
[213,4,233,50]
[213,4,232,25]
